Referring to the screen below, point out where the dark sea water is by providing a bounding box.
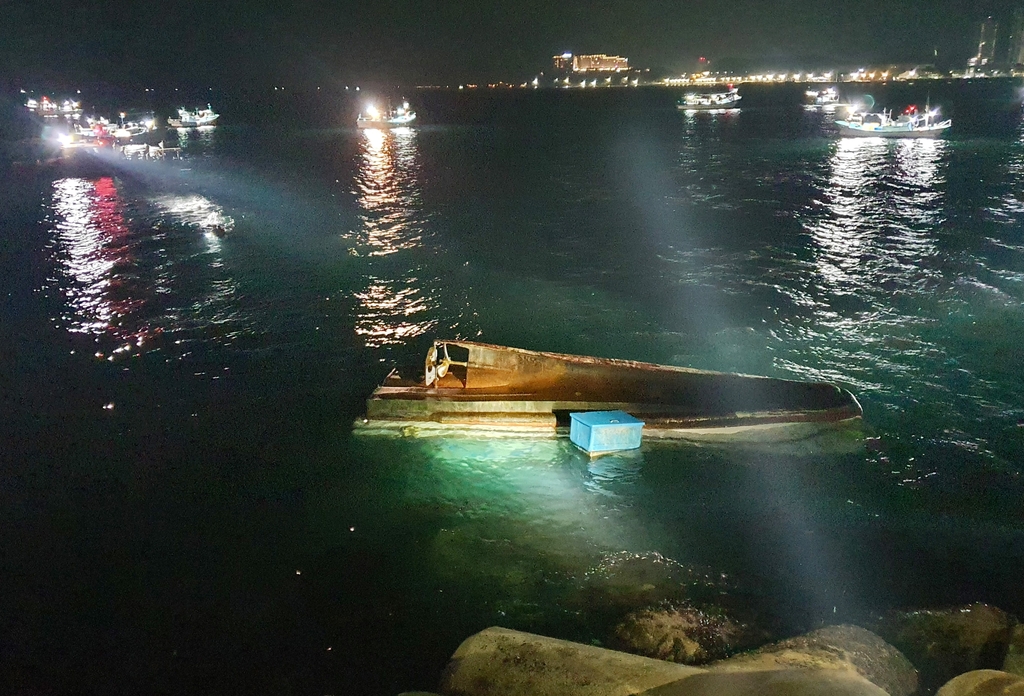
[2,81,1024,695]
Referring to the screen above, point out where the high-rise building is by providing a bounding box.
[571,54,629,72]
[552,53,573,72]
[1006,9,1024,65]
[969,16,999,67]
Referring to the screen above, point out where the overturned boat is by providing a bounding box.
[355,340,862,440]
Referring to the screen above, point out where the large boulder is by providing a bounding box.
[934,670,1024,696]
[638,669,891,696]
[439,626,702,696]
[875,604,1017,693]
[572,551,725,615]
[705,624,918,696]
[1005,625,1024,676]
[611,605,766,665]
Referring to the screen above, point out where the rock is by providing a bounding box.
[611,605,766,665]
[875,604,1016,693]
[1005,625,1024,676]
[935,670,1024,696]
[574,551,724,613]
[705,624,918,696]
[638,668,891,696]
[439,626,702,696]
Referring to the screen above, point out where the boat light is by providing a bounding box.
[365,104,380,119]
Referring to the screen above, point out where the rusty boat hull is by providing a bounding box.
[354,340,863,441]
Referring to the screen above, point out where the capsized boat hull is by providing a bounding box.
[355,341,863,441]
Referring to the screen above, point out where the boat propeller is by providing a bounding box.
[425,345,438,386]
[425,342,468,386]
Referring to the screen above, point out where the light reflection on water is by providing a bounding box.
[808,137,943,293]
[151,192,235,242]
[352,127,443,348]
[50,177,153,351]
[175,125,217,149]
[761,138,952,395]
[675,109,738,209]
[355,127,424,256]
[354,276,437,347]
[49,176,246,356]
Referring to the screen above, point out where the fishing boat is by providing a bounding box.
[677,87,741,111]
[112,122,151,140]
[74,118,109,141]
[805,86,841,106]
[835,105,950,138]
[26,97,84,120]
[356,101,417,128]
[168,105,219,128]
[355,340,863,440]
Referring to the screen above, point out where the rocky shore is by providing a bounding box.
[400,603,1024,696]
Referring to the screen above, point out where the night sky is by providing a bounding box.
[1,0,1019,88]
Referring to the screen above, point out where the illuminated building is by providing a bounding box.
[968,16,998,67]
[552,52,573,71]
[1007,9,1024,65]
[571,54,629,72]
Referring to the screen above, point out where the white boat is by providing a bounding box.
[677,87,741,111]
[169,105,219,128]
[356,101,417,129]
[112,123,152,140]
[835,105,951,138]
[26,97,83,120]
[112,125,146,140]
[806,86,841,106]
[74,119,107,140]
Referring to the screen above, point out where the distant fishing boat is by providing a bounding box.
[677,87,741,111]
[805,86,841,106]
[112,124,149,140]
[357,101,417,128]
[26,96,82,119]
[835,105,950,138]
[169,105,219,128]
[355,340,863,440]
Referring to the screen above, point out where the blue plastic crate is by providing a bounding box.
[569,410,644,454]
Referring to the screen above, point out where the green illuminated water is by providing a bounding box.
[2,82,1023,694]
